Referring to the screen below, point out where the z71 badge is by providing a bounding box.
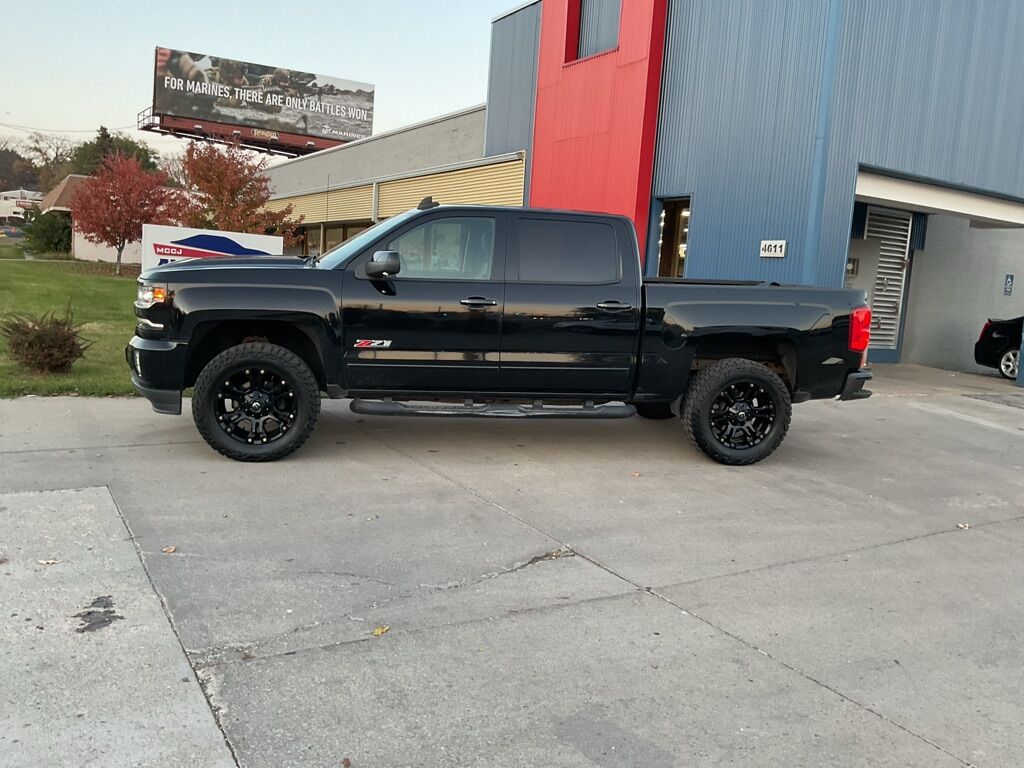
[353,339,392,348]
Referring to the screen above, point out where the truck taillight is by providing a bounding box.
[849,306,871,353]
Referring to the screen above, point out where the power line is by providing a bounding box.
[0,121,137,134]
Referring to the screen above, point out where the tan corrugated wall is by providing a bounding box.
[377,160,524,218]
[265,158,525,224]
[265,184,373,222]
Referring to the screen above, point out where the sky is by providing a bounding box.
[1,0,516,158]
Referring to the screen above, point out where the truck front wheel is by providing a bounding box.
[682,358,792,466]
[192,342,321,462]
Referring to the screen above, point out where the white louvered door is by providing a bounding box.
[864,207,913,351]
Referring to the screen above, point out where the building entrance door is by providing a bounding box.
[864,206,914,361]
[656,198,691,277]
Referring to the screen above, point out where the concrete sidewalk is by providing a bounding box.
[1,381,1023,766]
[0,487,235,767]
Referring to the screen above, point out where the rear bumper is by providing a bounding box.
[838,370,873,401]
[125,335,187,415]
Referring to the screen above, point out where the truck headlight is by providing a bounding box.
[136,282,169,308]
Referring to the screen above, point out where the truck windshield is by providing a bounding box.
[316,211,418,269]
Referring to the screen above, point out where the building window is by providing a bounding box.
[574,0,621,60]
[657,198,690,277]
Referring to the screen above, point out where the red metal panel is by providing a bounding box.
[529,0,667,266]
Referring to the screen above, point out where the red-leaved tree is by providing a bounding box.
[174,141,300,242]
[72,154,180,274]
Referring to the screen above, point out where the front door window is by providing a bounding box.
[386,217,496,280]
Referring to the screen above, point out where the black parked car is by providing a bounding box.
[975,316,1022,379]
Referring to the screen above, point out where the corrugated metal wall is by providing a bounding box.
[265,185,374,222]
[485,2,542,192]
[653,0,1024,286]
[578,0,622,57]
[653,0,828,283]
[377,160,525,218]
[530,0,668,257]
[265,158,526,224]
[819,0,1024,286]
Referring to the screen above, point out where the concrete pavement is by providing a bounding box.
[1,366,1022,766]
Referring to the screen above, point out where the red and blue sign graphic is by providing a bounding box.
[154,234,274,265]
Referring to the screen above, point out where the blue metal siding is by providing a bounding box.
[578,0,622,58]
[818,0,1024,285]
[654,0,1024,286]
[485,2,542,201]
[653,0,829,283]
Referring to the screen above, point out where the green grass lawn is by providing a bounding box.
[0,260,141,396]
[0,243,25,259]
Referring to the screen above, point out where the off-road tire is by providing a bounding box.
[635,403,675,420]
[682,358,792,466]
[192,342,320,462]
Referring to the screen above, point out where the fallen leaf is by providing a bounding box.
[162,546,177,554]
[37,559,60,566]
[371,625,390,637]
[630,472,641,477]
[342,759,352,768]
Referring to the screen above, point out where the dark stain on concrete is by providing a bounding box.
[73,595,123,633]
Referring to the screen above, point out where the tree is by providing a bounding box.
[69,126,158,177]
[23,133,77,192]
[22,209,71,254]
[158,151,188,188]
[71,154,180,274]
[0,143,38,190]
[174,141,300,241]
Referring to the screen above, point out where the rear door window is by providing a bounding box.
[515,218,619,283]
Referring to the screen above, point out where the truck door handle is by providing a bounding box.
[597,300,633,311]
[460,296,498,308]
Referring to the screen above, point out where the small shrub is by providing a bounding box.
[22,209,72,254]
[0,302,91,374]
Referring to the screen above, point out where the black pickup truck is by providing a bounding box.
[127,202,873,465]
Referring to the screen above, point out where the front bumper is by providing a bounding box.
[130,374,182,415]
[838,369,873,401]
[125,335,188,415]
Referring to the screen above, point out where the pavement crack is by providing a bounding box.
[425,546,576,591]
[653,511,1024,594]
[645,586,976,767]
[296,568,395,586]
[107,485,241,767]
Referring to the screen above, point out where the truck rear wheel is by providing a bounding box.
[682,358,791,466]
[192,342,321,462]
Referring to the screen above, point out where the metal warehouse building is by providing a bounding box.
[267,0,1024,371]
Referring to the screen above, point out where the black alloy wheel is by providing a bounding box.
[682,358,792,466]
[193,342,321,462]
[708,381,776,449]
[215,367,297,445]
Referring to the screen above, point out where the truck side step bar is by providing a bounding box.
[349,398,636,419]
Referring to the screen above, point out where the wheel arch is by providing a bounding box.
[689,333,797,390]
[184,318,328,390]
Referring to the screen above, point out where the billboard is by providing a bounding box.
[141,224,283,271]
[153,48,374,141]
